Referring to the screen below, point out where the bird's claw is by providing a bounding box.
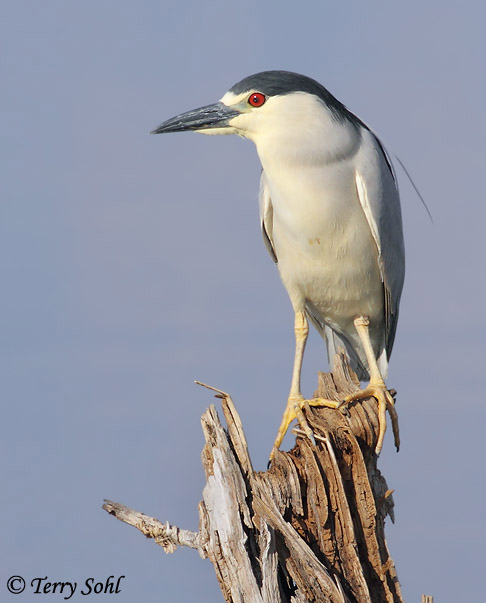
[269,395,339,462]
[340,384,400,454]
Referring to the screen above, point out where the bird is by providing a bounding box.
[151,70,405,457]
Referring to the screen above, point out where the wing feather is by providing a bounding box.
[259,171,278,264]
[354,130,405,359]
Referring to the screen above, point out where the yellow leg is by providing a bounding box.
[270,311,339,461]
[340,316,400,454]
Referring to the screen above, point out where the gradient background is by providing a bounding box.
[2,2,484,601]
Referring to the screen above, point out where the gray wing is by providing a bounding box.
[259,170,278,264]
[354,128,405,358]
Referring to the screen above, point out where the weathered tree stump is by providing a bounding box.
[103,353,406,602]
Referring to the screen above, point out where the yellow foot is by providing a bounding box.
[340,384,399,454]
[269,395,340,462]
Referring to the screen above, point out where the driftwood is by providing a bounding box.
[103,354,432,602]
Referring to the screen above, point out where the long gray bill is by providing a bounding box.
[150,102,240,134]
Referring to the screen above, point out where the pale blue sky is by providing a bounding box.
[2,2,485,601]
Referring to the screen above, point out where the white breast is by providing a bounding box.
[258,145,384,338]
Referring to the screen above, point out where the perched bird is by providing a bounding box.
[151,71,405,456]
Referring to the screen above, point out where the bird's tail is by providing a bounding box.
[305,305,389,382]
[323,325,370,381]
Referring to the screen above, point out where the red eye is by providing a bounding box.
[248,92,266,107]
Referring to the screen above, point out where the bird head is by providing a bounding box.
[151,71,360,163]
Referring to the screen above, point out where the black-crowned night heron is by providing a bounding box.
[151,71,405,457]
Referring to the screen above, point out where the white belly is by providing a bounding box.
[264,160,384,337]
